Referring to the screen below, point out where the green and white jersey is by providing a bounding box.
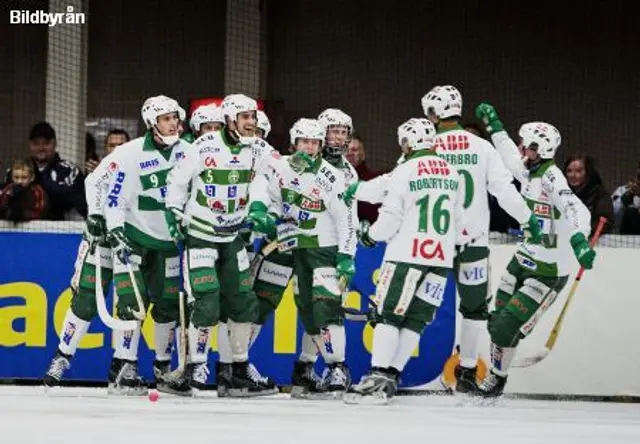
[86,143,131,217]
[165,130,280,243]
[355,172,391,203]
[263,156,357,256]
[335,155,359,187]
[369,151,467,268]
[434,126,532,247]
[491,131,591,276]
[102,132,191,251]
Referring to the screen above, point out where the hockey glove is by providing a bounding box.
[570,232,596,270]
[367,307,383,329]
[164,207,186,242]
[357,220,377,248]
[336,253,356,288]
[288,151,314,174]
[108,227,133,264]
[522,214,543,244]
[343,182,360,206]
[246,202,277,237]
[474,103,505,135]
[85,214,107,244]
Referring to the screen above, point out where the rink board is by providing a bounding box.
[0,230,456,387]
[3,227,640,397]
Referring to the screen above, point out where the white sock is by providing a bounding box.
[229,320,252,362]
[217,323,233,364]
[390,328,420,371]
[188,324,212,364]
[321,325,346,364]
[114,325,141,361]
[154,321,176,362]
[459,318,485,368]
[57,309,90,357]
[299,332,320,363]
[490,343,517,377]
[371,324,400,369]
[112,329,123,360]
[248,323,262,349]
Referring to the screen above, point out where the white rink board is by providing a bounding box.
[476,246,640,397]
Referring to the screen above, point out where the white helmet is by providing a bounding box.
[421,85,463,120]
[518,122,561,159]
[289,118,325,146]
[189,104,224,133]
[397,118,436,151]
[141,95,186,145]
[256,110,271,138]
[317,108,353,133]
[221,94,258,122]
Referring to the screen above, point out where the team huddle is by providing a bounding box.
[42,86,597,405]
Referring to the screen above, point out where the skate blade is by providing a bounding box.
[454,391,504,407]
[107,385,148,396]
[226,387,280,398]
[156,384,193,397]
[290,386,310,399]
[217,387,229,398]
[343,391,390,406]
[292,389,344,400]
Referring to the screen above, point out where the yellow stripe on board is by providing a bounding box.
[274,282,297,354]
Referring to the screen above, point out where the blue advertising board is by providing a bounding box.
[0,231,456,386]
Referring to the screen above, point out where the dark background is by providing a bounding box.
[1,0,638,190]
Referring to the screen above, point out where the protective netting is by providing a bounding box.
[1,0,639,246]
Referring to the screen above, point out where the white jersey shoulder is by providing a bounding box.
[103,135,191,248]
[370,153,467,268]
[436,129,530,246]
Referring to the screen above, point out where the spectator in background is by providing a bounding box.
[0,159,49,222]
[85,132,99,171]
[85,128,130,173]
[612,161,640,234]
[3,122,87,220]
[563,153,614,235]
[345,134,382,223]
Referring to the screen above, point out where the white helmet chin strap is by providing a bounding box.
[231,119,257,145]
[154,127,179,146]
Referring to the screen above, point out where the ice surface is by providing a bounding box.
[1,386,639,444]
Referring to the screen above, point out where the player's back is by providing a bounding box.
[435,129,496,246]
[382,152,463,269]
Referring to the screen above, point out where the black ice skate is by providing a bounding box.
[455,365,481,395]
[155,362,195,397]
[108,360,148,396]
[108,357,124,390]
[247,362,277,392]
[43,350,71,387]
[190,362,210,391]
[152,359,171,383]
[290,360,322,399]
[157,372,192,396]
[476,370,508,398]
[310,362,351,400]
[216,362,233,398]
[227,361,279,397]
[343,367,398,405]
